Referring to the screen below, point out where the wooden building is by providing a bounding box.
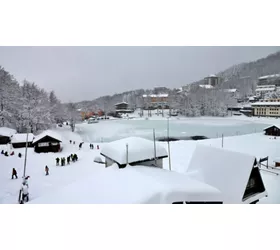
[0,127,16,145]
[32,131,62,153]
[115,102,133,114]
[11,133,34,148]
[263,125,280,137]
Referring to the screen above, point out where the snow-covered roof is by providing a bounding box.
[115,102,128,106]
[29,165,222,204]
[11,133,34,143]
[208,74,217,77]
[142,94,169,98]
[33,130,62,144]
[223,89,237,93]
[251,102,280,106]
[249,97,255,101]
[0,127,16,137]
[199,84,213,89]
[255,87,275,92]
[262,125,280,131]
[100,137,168,165]
[258,74,280,80]
[186,145,261,203]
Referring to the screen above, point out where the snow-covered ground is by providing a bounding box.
[1,116,280,204]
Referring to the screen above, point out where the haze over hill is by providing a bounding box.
[0,46,279,102]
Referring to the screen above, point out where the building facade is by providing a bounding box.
[142,94,169,109]
[204,75,220,87]
[251,99,280,117]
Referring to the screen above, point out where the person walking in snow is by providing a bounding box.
[73,141,75,145]
[10,151,14,156]
[70,140,72,144]
[56,157,60,166]
[45,166,49,176]
[4,151,8,156]
[97,145,99,150]
[79,142,82,150]
[67,156,70,165]
[1,150,4,154]
[18,153,22,158]
[21,182,29,203]
[12,168,18,179]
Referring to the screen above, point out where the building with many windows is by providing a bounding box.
[251,99,280,117]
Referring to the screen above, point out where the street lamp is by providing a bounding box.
[167,117,171,171]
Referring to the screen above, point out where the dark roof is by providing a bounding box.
[263,125,280,131]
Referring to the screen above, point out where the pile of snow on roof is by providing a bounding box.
[0,127,16,137]
[101,137,168,165]
[33,130,62,144]
[186,144,257,203]
[29,165,222,204]
[11,133,34,143]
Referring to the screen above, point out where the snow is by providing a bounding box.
[142,94,168,98]
[223,89,237,93]
[252,102,280,106]
[186,144,263,203]
[11,133,34,143]
[0,127,16,137]
[33,130,62,144]
[100,137,168,165]
[199,84,213,89]
[255,88,275,92]
[1,116,280,204]
[29,165,222,204]
[258,74,280,80]
[115,101,128,106]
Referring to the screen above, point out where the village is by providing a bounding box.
[1,112,280,204]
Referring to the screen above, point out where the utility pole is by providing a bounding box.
[153,129,157,167]
[167,117,171,171]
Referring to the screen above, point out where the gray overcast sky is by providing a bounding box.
[0,46,279,102]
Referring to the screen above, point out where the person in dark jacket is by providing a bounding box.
[1,150,4,154]
[18,153,22,158]
[45,166,49,176]
[74,154,78,161]
[5,151,8,156]
[56,157,60,166]
[12,168,18,179]
[10,151,14,156]
[67,156,70,165]
[70,140,72,144]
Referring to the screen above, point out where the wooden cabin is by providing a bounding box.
[263,125,280,136]
[11,133,34,148]
[100,137,168,168]
[0,127,16,145]
[32,131,62,153]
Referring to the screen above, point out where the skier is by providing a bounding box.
[67,156,70,165]
[18,153,22,158]
[21,182,29,203]
[56,157,60,166]
[70,140,72,144]
[45,166,49,176]
[12,168,18,179]
[79,142,83,150]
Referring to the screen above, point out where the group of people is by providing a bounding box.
[1,150,22,158]
[89,143,99,150]
[56,154,78,166]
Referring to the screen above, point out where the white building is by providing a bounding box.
[255,85,276,97]
[185,145,267,204]
[100,137,168,168]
